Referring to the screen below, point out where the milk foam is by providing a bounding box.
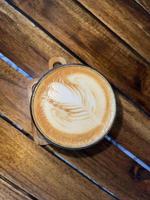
[41,73,106,134]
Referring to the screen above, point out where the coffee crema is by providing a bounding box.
[31,65,116,148]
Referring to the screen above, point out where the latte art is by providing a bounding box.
[42,74,106,134]
[32,65,116,148]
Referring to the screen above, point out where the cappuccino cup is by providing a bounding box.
[29,57,116,149]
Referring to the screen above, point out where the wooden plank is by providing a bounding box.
[7,0,150,114]
[136,0,150,13]
[0,118,111,200]
[0,179,31,200]
[0,47,150,200]
[76,0,150,63]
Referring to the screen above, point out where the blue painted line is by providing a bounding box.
[0,53,33,80]
[105,135,150,172]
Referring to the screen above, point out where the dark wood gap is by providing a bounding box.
[134,0,150,14]
[0,175,39,200]
[0,114,119,200]
[7,0,150,66]
[0,112,33,139]
[44,146,119,200]
[4,0,150,117]
[74,0,150,65]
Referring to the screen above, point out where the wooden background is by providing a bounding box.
[0,0,150,199]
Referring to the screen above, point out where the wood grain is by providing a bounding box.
[0,1,149,160]
[0,1,78,77]
[76,0,150,62]
[136,0,150,13]
[0,118,111,200]
[0,179,31,200]
[8,0,150,114]
[0,46,150,200]
[0,2,150,199]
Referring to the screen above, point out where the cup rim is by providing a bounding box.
[30,64,116,150]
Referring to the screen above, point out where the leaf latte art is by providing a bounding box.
[42,74,106,134]
[32,66,116,148]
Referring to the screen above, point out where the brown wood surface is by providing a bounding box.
[0,1,78,77]
[0,179,31,200]
[0,118,111,200]
[0,1,150,200]
[76,0,150,62]
[136,0,150,13]
[0,3,150,199]
[0,0,149,160]
[8,0,150,114]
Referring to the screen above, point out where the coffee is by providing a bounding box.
[31,65,116,148]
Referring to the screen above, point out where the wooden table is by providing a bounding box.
[0,1,150,199]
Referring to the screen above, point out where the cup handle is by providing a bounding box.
[29,56,67,145]
[48,56,67,69]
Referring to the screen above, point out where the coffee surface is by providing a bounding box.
[32,65,116,148]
